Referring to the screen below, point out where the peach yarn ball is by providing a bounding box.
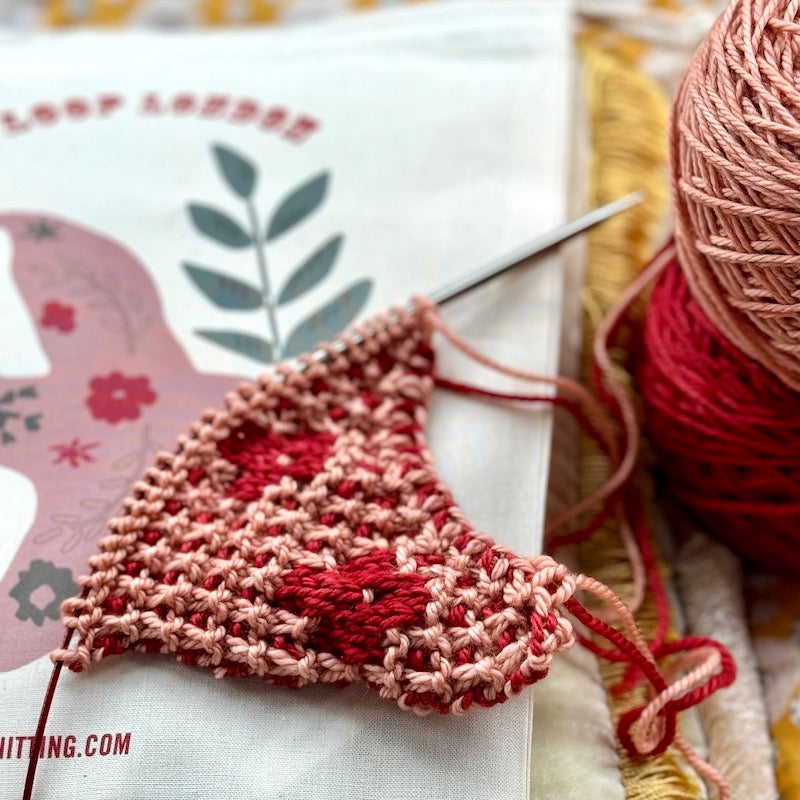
[671,0,800,390]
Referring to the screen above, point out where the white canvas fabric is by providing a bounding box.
[0,4,577,797]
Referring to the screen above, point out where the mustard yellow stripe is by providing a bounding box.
[44,0,141,26]
[44,0,290,26]
[44,0,81,26]
[577,33,704,800]
[773,702,800,800]
[201,0,283,25]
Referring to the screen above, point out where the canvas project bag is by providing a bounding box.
[0,3,574,797]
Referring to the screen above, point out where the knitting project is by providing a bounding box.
[54,302,578,714]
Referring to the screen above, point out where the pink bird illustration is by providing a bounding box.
[0,212,235,671]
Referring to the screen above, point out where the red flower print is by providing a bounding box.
[50,438,99,467]
[86,372,157,424]
[41,301,75,333]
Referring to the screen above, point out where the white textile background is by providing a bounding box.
[0,3,573,797]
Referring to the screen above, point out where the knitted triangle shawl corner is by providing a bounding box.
[53,302,578,715]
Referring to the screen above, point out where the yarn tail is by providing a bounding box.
[430,291,735,799]
[23,628,73,800]
[568,575,735,800]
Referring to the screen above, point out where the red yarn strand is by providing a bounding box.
[23,628,73,800]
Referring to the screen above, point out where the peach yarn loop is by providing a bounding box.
[671,0,800,390]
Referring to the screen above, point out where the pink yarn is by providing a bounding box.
[671,0,800,390]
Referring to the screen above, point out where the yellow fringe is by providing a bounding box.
[201,0,282,25]
[577,33,704,800]
[44,0,138,26]
[41,0,435,26]
[44,0,285,26]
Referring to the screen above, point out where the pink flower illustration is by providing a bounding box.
[86,372,157,424]
[41,301,75,333]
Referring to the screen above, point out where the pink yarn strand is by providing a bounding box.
[424,310,624,533]
[574,575,733,800]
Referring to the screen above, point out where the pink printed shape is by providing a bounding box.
[0,213,235,672]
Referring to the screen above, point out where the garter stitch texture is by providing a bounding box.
[54,303,578,714]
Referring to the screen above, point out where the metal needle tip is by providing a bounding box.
[430,190,645,306]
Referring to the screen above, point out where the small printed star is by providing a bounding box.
[24,219,59,241]
[50,438,99,467]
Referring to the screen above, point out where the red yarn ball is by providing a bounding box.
[640,256,800,572]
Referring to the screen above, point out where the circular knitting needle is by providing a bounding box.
[303,190,644,368]
[429,190,644,306]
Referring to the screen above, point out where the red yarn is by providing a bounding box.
[640,256,800,572]
[567,597,736,758]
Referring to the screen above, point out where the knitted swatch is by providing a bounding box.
[53,303,578,714]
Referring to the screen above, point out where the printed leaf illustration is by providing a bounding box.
[188,204,252,249]
[25,415,42,432]
[185,147,361,365]
[196,330,273,363]
[213,144,257,200]
[285,279,372,357]
[266,172,329,242]
[184,263,262,310]
[0,391,13,403]
[278,235,343,306]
